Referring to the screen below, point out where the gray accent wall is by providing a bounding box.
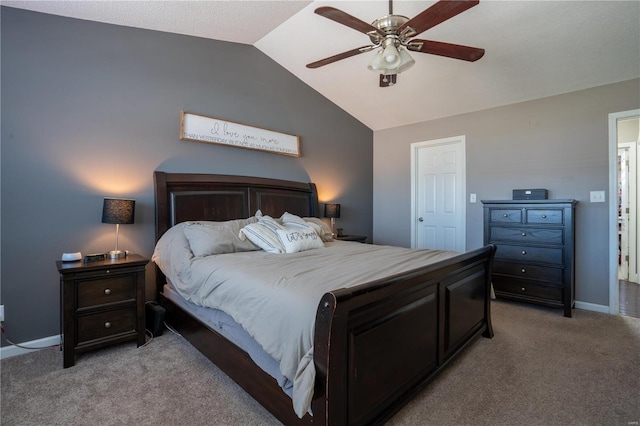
[1,7,373,345]
[373,78,640,307]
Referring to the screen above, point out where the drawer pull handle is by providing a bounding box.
[503,214,508,218]
[521,232,526,236]
[541,215,547,219]
[104,322,111,329]
[104,288,111,295]
[521,287,526,291]
[521,250,527,255]
[521,268,526,273]
[106,270,110,274]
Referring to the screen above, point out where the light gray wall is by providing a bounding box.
[0,7,373,345]
[374,78,640,307]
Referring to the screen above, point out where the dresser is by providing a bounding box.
[57,254,148,367]
[482,200,577,317]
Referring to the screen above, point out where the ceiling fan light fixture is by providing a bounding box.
[396,47,415,73]
[367,50,386,73]
[368,37,405,74]
[369,46,415,75]
[382,42,400,65]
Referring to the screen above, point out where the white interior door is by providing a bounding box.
[411,136,466,252]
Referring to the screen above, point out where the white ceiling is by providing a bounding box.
[2,0,639,131]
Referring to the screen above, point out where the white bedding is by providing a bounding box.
[154,230,458,418]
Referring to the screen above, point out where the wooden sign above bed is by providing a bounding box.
[180,111,300,157]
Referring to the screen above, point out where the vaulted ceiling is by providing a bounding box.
[3,1,639,131]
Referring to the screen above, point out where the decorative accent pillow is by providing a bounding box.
[239,216,287,253]
[276,227,324,253]
[183,217,259,257]
[281,212,308,226]
[303,217,334,242]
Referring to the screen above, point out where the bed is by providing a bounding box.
[153,171,496,425]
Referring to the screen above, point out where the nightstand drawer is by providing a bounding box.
[493,276,563,302]
[490,209,522,223]
[77,275,136,308]
[495,244,563,265]
[489,226,563,245]
[493,261,563,283]
[77,307,136,344]
[526,209,563,224]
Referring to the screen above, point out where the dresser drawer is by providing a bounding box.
[489,226,563,245]
[77,275,136,309]
[526,209,563,224]
[494,244,563,265]
[493,261,563,283]
[77,307,136,344]
[493,276,563,302]
[490,209,522,223]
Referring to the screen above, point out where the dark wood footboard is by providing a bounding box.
[312,244,495,425]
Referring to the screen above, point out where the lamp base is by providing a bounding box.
[108,250,126,259]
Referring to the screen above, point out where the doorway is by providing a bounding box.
[410,136,466,252]
[609,110,640,316]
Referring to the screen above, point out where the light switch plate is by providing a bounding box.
[590,191,606,202]
[470,193,477,203]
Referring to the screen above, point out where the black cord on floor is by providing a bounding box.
[1,323,59,350]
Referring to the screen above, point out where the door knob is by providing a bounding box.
[418,217,424,222]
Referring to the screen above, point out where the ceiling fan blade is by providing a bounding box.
[380,74,397,87]
[399,0,479,37]
[408,39,485,62]
[306,46,374,69]
[315,6,384,37]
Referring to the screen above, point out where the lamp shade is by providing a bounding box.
[324,203,341,219]
[102,198,135,224]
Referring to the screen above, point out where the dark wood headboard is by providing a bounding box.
[154,171,319,240]
[153,172,319,291]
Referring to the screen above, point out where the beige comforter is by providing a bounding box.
[167,241,458,417]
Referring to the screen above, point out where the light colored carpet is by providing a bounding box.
[2,300,639,425]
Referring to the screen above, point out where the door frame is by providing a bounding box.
[617,142,638,282]
[609,109,640,314]
[410,135,467,250]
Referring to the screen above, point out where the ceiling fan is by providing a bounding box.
[306,0,485,87]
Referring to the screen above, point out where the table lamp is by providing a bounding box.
[324,203,341,237]
[102,198,135,259]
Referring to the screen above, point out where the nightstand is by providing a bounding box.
[335,235,368,243]
[57,254,148,368]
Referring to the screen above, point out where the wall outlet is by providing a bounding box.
[0,305,4,322]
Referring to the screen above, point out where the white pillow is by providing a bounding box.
[183,218,259,257]
[239,216,286,253]
[276,227,324,253]
[303,217,334,242]
[281,212,308,226]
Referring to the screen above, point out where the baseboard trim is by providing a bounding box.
[575,301,610,314]
[0,334,61,360]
